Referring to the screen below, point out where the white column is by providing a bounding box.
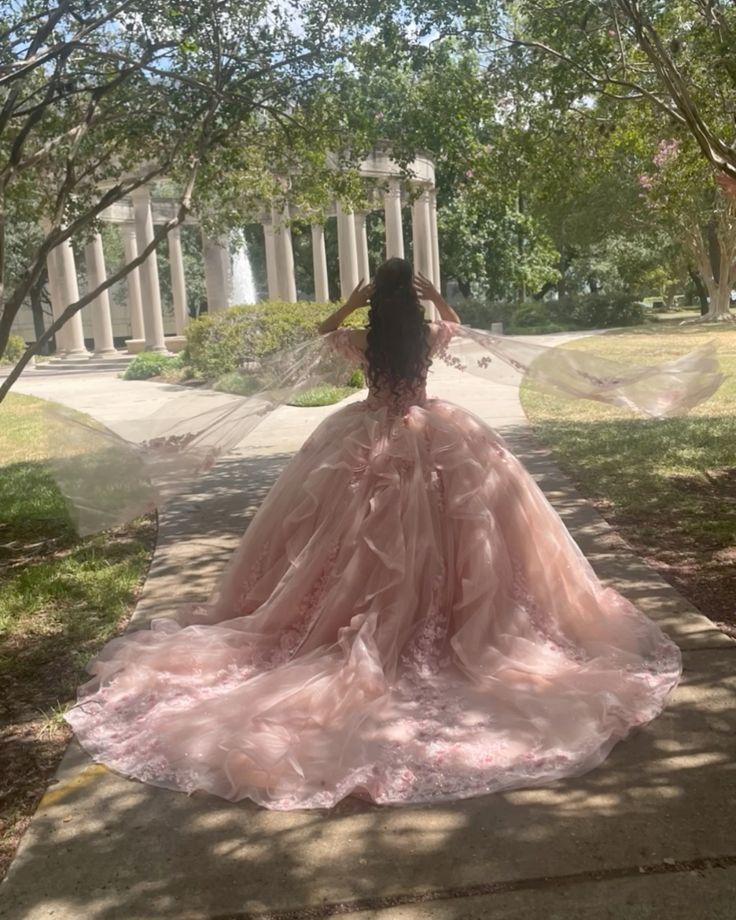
[336,201,359,299]
[46,246,69,355]
[168,226,188,334]
[202,233,230,312]
[311,224,330,302]
[263,222,280,300]
[412,188,436,319]
[355,212,370,283]
[384,178,404,259]
[120,222,145,341]
[429,187,441,289]
[131,186,167,352]
[85,233,117,355]
[57,237,89,355]
[273,207,297,302]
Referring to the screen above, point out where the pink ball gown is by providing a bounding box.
[65,321,681,809]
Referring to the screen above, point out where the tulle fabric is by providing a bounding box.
[45,323,724,536]
[65,323,682,809]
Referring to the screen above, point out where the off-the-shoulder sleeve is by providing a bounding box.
[429,320,457,356]
[327,328,364,363]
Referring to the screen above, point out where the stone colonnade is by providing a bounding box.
[46,185,236,356]
[45,152,440,358]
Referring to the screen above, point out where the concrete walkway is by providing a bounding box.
[3,341,736,919]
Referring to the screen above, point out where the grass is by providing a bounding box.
[288,384,356,407]
[520,323,736,633]
[0,393,155,881]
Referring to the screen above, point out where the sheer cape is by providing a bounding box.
[43,323,724,536]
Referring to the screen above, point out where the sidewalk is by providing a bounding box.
[2,349,735,919]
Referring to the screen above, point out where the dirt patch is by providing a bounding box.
[0,719,71,880]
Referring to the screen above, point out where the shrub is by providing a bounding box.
[288,385,354,407]
[123,352,183,380]
[212,371,261,396]
[348,368,365,389]
[1,334,26,365]
[453,300,515,330]
[549,293,644,329]
[455,293,644,333]
[510,302,550,329]
[184,300,369,380]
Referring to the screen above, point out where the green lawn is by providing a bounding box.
[0,393,155,880]
[288,384,356,407]
[521,324,736,634]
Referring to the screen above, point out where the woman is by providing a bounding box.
[66,258,683,809]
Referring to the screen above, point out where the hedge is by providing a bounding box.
[184,300,367,380]
[123,352,183,380]
[454,293,644,333]
[182,293,645,384]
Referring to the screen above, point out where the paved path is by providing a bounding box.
[3,338,736,919]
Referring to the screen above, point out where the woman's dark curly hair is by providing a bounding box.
[365,258,430,394]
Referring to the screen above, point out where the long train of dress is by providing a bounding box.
[65,323,682,809]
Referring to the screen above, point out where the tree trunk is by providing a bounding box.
[30,275,50,353]
[688,268,709,314]
[684,223,735,322]
[532,280,557,301]
[457,279,472,299]
[707,217,721,286]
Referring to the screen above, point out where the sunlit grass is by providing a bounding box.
[288,384,355,407]
[0,393,154,693]
[0,393,154,878]
[521,324,736,622]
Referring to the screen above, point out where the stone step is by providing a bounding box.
[33,353,135,373]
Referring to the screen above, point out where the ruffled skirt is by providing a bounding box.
[66,399,681,808]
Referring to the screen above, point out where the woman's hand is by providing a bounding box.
[345,279,374,312]
[414,273,461,323]
[413,273,440,304]
[317,279,373,334]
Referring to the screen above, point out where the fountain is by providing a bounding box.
[230,237,257,305]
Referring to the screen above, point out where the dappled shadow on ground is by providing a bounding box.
[160,451,292,544]
[503,413,736,635]
[4,413,736,917]
[2,648,735,919]
[0,456,155,883]
[130,452,292,627]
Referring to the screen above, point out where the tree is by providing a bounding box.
[639,141,736,320]
[0,0,425,402]
[481,2,736,191]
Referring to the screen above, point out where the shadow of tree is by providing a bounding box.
[3,402,736,918]
[505,412,736,634]
[2,645,735,919]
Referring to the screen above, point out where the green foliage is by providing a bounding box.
[0,393,154,876]
[288,385,354,407]
[211,372,262,396]
[184,300,367,379]
[453,300,515,329]
[550,294,645,330]
[348,368,365,389]
[510,302,550,328]
[0,335,25,365]
[456,293,643,332]
[123,352,183,380]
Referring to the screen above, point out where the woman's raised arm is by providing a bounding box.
[317,280,373,335]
